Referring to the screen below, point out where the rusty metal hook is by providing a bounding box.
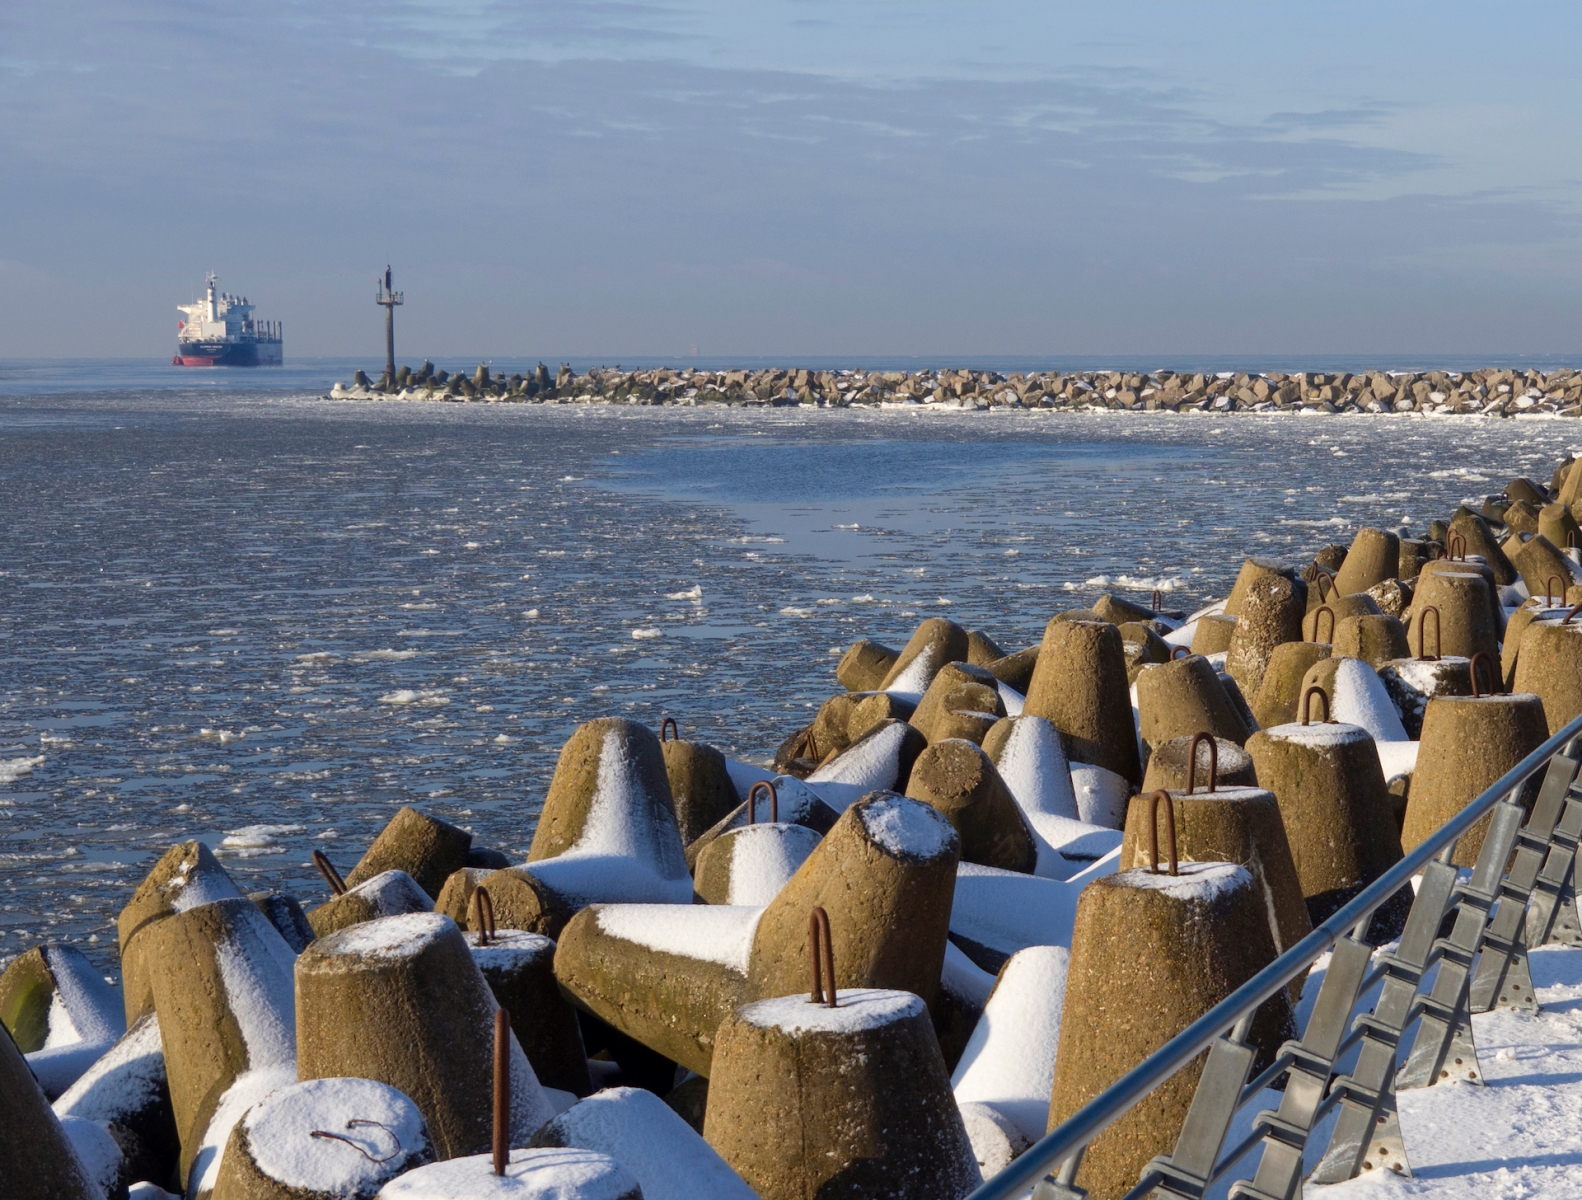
[1469,651,1493,698]
[1547,575,1564,607]
[1311,605,1336,644]
[1171,646,1190,660]
[309,1119,405,1165]
[1147,790,1178,877]
[471,886,496,946]
[1565,602,1582,626]
[1301,685,1331,726]
[808,906,837,1008]
[1569,530,1579,550]
[747,779,778,825]
[1416,605,1442,661]
[660,717,678,743]
[492,1007,510,1176]
[1185,732,1218,795]
[312,850,347,897]
[1316,572,1335,602]
[1151,588,1163,612]
[1448,531,1467,561]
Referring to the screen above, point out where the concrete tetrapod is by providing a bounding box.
[1538,502,1580,550]
[307,870,434,939]
[1510,533,1580,600]
[343,807,472,901]
[377,1148,642,1199]
[706,988,981,1200]
[1139,734,1257,794]
[684,776,839,870]
[659,731,740,845]
[1224,572,1306,701]
[877,617,970,697]
[1224,558,1297,616]
[908,661,1008,745]
[837,638,899,693]
[1332,527,1400,597]
[967,629,1010,666]
[144,896,299,1198]
[1250,641,1332,729]
[1048,855,1294,1200]
[803,719,929,812]
[1333,614,1411,668]
[1418,554,1505,637]
[116,840,243,1024]
[0,942,124,1056]
[467,924,593,1098]
[1134,655,1252,750]
[905,738,1039,873]
[1301,592,1381,641]
[250,891,316,954]
[1189,613,1238,656]
[1449,509,1516,585]
[1,1023,105,1200]
[1246,718,1406,928]
[1118,622,1173,685]
[1378,657,1473,739]
[434,868,493,930]
[1405,570,1501,663]
[1023,616,1141,786]
[692,822,823,905]
[980,715,1121,872]
[295,913,553,1161]
[1513,615,1582,734]
[1401,692,1548,866]
[211,1077,433,1200]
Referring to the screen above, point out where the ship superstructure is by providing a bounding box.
[173,274,283,366]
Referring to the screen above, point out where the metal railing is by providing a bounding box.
[969,712,1582,1200]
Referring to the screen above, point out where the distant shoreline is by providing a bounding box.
[329,363,1582,417]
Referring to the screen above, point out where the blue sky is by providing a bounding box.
[3,2,1580,359]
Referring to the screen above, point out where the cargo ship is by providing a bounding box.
[173,274,283,366]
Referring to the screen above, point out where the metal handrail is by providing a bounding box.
[968,711,1582,1200]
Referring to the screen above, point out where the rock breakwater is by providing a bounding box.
[332,362,1582,417]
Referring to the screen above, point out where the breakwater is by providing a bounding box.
[332,362,1582,416]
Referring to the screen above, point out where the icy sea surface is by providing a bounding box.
[2,382,1578,974]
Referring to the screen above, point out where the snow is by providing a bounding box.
[1376,740,1421,784]
[1388,657,1469,692]
[26,1040,115,1100]
[37,944,123,1048]
[189,1063,300,1198]
[941,940,998,1009]
[993,716,1079,820]
[806,721,916,811]
[129,1185,179,1200]
[952,945,1071,1145]
[951,864,1083,959]
[1263,720,1373,748]
[744,775,828,826]
[997,682,1026,716]
[377,1147,641,1199]
[244,1077,428,1192]
[858,793,959,860]
[341,869,435,916]
[59,1113,123,1197]
[535,1087,757,1200]
[957,1100,1030,1178]
[529,727,692,906]
[739,988,924,1034]
[468,929,556,969]
[1329,658,1409,742]
[723,757,775,802]
[717,823,821,905]
[319,911,453,961]
[167,851,244,912]
[884,642,939,698]
[1069,762,1133,828]
[595,904,763,972]
[1113,861,1251,902]
[55,1011,164,1123]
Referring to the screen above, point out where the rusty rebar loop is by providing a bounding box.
[1311,604,1335,644]
[808,906,837,1008]
[308,1120,404,1165]
[1315,572,1335,602]
[1416,605,1442,661]
[1147,790,1178,877]
[1425,541,1444,561]
[312,850,348,897]
[660,717,678,743]
[1548,575,1565,607]
[1151,588,1164,612]
[1301,685,1331,726]
[1448,531,1467,561]
[747,779,778,825]
[1565,602,1582,626]
[1185,732,1218,795]
[492,1007,510,1176]
[471,886,496,946]
[1469,651,1494,699]
[1171,646,1190,660]
[1569,530,1579,550]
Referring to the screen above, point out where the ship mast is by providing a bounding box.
[376,265,403,384]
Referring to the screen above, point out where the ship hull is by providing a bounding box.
[172,340,283,367]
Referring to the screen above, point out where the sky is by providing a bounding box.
[3,1,1581,360]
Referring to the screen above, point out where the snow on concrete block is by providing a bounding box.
[376,1148,642,1199]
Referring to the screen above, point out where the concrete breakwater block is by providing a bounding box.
[1224,571,1306,700]
[1023,616,1141,786]
[53,1011,179,1199]
[212,1077,432,1200]
[1302,591,1381,640]
[376,1148,642,1198]
[467,929,592,1098]
[1140,735,1256,793]
[982,714,1120,875]
[803,719,928,812]
[1514,616,1582,734]
[837,637,899,693]
[1510,532,1580,599]
[118,841,244,1024]
[692,821,823,905]
[908,661,1008,745]
[307,870,434,939]
[1333,613,1411,668]
[706,989,981,1200]
[810,689,912,764]
[434,868,492,929]
[1407,569,1502,662]
[249,891,316,954]
[1048,862,1294,1200]
[344,807,473,901]
[906,738,1038,874]
[1402,693,1548,866]
[1,942,125,1099]
[295,913,553,1160]
[948,862,1086,973]
[1136,654,1253,749]
[877,617,969,697]
[1,1022,107,1200]
[1224,558,1296,616]
[1251,641,1332,729]
[530,1085,757,1200]
[1379,655,1473,739]
[684,775,838,870]
[1246,720,1405,928]
[1190,612,1238,656]
[1332,527,1400,597]
[1449,509,1516,584]
[659,734,739,845]
[1299,657,1410,744]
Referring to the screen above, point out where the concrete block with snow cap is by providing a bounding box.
[2,1021,105,1200]
[684,775,837,871]
[904,738,1037,874]
[376,1147,641,1199]
[1300,656,1409,744]
[117,840,243,1025]
[803,720,927,812]
[876,616,969,699]
[307,870,434,940]
[1379,654,1472,738]
[212,1076,432,1200]
[1023,616,1141,787]
[466,929,591,1097]
[530,1085,757,1200]
[706,989,981,1200]
[143,896,298,1197]
[693,822,823,906]
[2,942,125,1099]
[295,913,553,1162]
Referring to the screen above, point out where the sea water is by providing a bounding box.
[1,373,1577,973]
